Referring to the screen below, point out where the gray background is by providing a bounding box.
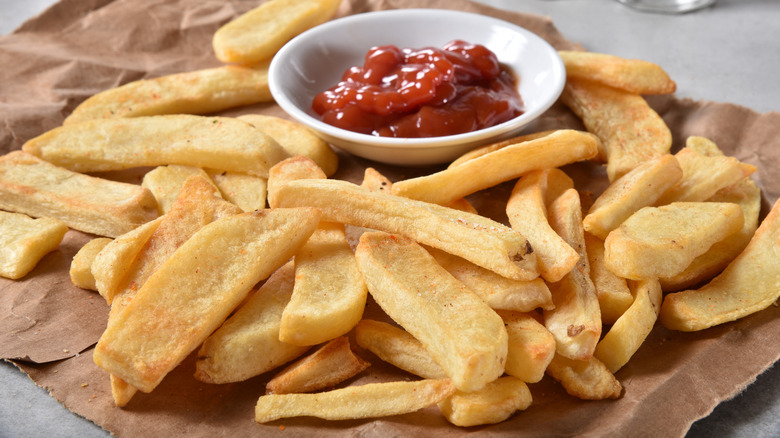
[1,0,778,437]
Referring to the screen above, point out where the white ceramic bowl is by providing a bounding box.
[269,9,565,166]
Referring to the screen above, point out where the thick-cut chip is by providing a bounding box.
[427,247,553,312]
[448,130,557,168]
[655,142,756,205]
[583,154,683,240]
[438,376,532,427]
[560,77,672,181]
[205,169,267,212]
[70,237,112,290]
[276,179,538,281]
[194,262,309,385]
[142,165,217,214]
[543,188,602,360]
[604,202,744,280]
[22,115,289,178]
[354,319,447,380]
[390,129,599,206]
[355,232,507,392]
[267,156,328,208]
[506,168,580,282]
[93,208,320,393]
[584,233,633,325]
[255,379,455,423]
[0,211,68,280]
[213,0,341,65]
[265,337,370,395]
[0,151,158,238]
[558,51,676,95]
[498,310,556,384]
[660,197,780,331]
[280,222,367,346]
[238,114,338,177]
[660,177,761,291]
[64,65,273,125]
[594,279,662,373]
[546,354,622,400]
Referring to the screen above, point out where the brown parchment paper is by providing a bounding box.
[2,0,780,437]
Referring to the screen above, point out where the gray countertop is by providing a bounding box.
[1,1,778,437]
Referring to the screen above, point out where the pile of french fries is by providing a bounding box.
[2,0,780,430]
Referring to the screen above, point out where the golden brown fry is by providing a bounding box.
[64,65,273,125]
[194,262,309,384]
[354,319,446,380]
[0,211,68,280]
[448,130,557,168]
[498,310,556,384]
[276,178,538,281]
[506,168,580,283]
[660,197,780,331]
[543,188,602,360]
[255,379,455,423]
[439,376,532,427]
[69,237,112,290]
[23,115,289,178]
[390,129,600,206]
[238,114,338,177]
[604,202,744,280]
[355,232,507,392]
[142,165,217,214]
[583,154,683,240]
[546,353,623,400]
[560,77,671,181]
[213,0,341,65]
[265,337,370,395]
[584,232,633,325]
[594,279,662,373]
[93,208,320,393]
[0,151,158,238]
[204,169,267,212]
[559,51,676,95]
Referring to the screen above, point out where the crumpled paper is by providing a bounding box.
[1,0,779,436]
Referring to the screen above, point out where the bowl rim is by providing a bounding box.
[269,8,565,151]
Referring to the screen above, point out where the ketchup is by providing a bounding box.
[311,40,524,138]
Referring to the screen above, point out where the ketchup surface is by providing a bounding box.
[311,40,524,138]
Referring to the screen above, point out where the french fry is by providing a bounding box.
[64,65,273,125]
[593,279,662,373]
[355,232,508,392]
[660,197,780,331]
[655,139,756,205]
[583,154,683,240]
[506,168,580,283]
[276,178,538,281]
[93,208,321,393]
[205,169,267,212]
[427,247,553,312]
[560,77,672,181]
[22,115,289,178]
[498,310,556,384]
[265,337,370,395]
[558,51,676,95]
[238,114,338,177]
[448,130,557,168]
[390,129,600,206]
[354,319,447,380]
[267,155,327,208]
[584,232,633,325]
[546,354,623,400]
[255,379,455,423]
[660,176,761,291]
[194,262,310,384]
[142,165,217,214]
[280,222,367,346]
[543,188,602,360]
[213,0,341,65]
[438,376,532,427]
[69,237,112,290]
[0,151,158,238]
[604,202,744,280]
[0,211,68,280]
